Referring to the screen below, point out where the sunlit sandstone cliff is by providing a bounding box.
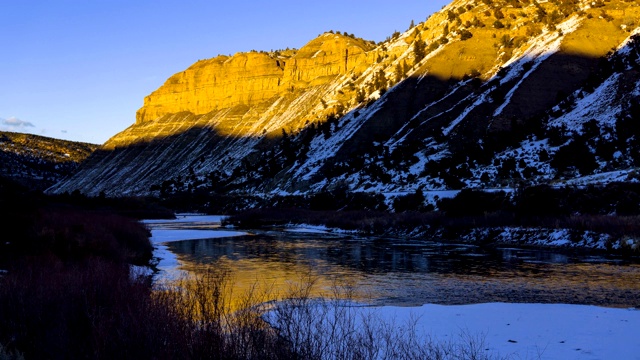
[121,34,375,147]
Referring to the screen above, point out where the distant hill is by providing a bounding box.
[50,0,640,201]
[0,131,97,191]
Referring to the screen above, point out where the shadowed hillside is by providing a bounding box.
[0,131,97,191]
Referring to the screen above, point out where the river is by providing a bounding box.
[144,215,640,308]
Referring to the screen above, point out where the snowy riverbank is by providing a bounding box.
[281,221,640,253]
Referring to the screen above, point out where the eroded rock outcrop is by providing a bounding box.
[134,33,375,131]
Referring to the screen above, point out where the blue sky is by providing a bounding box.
[1,0,450,144]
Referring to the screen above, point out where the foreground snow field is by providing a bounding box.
[267,302,640,360]
[367,303,640,360]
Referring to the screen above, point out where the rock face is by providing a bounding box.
[51,0,640,197]
[133,34,374,134]
[135,53,285,125]
[282,34,374,86]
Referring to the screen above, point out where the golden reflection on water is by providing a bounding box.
[160,232,640,309]
[171,256,372,313]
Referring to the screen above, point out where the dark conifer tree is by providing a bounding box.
[413,38,427,66]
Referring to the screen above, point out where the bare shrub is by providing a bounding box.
[267,282,502,360]
[153,267,292,359]
[0,343,24,360]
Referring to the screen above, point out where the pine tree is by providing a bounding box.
[413,38,427,66]
[394,59,411,83]
[280,129,296,164]
[395,63,403,83]
[402,60,410,75]
[374,69,387,91]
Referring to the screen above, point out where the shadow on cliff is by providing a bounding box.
[49,126,245,196]
[332,51,610,162]
[51,50,620,196]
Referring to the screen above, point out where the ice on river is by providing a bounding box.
[143,215,248,276]
[141,214,228,225]
[150,229,247,243]
[336,302,640,359]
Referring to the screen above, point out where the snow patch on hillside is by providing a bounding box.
[443,92,489,136]
[549,74,622,131]
[559,169,639,186]
[293,99,388,182]
[617,26,640,56]
[494,16,583,117]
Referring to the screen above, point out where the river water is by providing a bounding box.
[146,216,640,308]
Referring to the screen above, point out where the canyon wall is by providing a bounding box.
[134,33,375,130]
